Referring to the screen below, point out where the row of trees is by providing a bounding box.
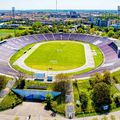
[17,22,120,39]
[74,71,113,112]
[1,20,120,40]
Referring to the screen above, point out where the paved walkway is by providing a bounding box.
[0,102,65,120]
[14,42,95,75]
[65,82,75,119]
[0,102,120,120]
[0,79,16,100]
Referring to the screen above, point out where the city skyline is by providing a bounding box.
[0,0,120,10]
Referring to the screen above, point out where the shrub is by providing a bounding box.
[89,79,95,88]
[112,76,119,84]
[79,92,88,111]
[0,91,23,111]
[51,101,57,112]
[91,71,112,86]
[113,93,120,105]
[46,93,53,109]
[0,75,8,91]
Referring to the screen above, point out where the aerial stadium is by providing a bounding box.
[0,33,120,79]
[1,0,120,120]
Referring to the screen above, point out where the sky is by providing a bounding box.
[0,0,120,10]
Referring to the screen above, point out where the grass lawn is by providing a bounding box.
[112,71,120,83]
[0,76,12,92]
[9,43,36,75]
[68,44,103,75]
[10,43,35,65]
[73,80,95,116]
[24,41,86,71]
[0,29,24,38]
[24,80,55,90]
[10,41,103,75]
[90,44,103,67]
[0,91,23,111]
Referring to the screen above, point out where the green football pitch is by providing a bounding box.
[24,41,86,71]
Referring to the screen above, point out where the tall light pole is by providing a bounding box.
[56,0,58,12]
[117,6,120,25]
[12,7,16,37]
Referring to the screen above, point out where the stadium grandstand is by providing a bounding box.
[0,33,120,79]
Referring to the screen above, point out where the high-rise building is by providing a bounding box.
[12,7,15,18]
[118,6,120,15]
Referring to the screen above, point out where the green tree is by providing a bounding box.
[15,32,21,37]
[112,76,119,84]
[32,21,42,31]
[92,82,111,112]
[107,30,115,37]
[0,75,7,91]
[21,29,30,36]
[19,80,25,89]
[51,101,57,112]
[4,34,12,39]
[103,71,111,85]
[42,26,50,33]
[92,72,103,84]
[89,79,95,88]
[96,31,100,35]
[50,27,58,33]
[15,72,26,89]
[46,93,53,109]
[74,80,80,96]
[101,32,107,37]
[113,93,120,105]
[55,73,71,81]
[76,28,84,33]
[79,92,88,111]
[54,74,72,95]
[108,27,114,31]
[89,28,95,34]
[90,23,94,28]
[92,71,112,85]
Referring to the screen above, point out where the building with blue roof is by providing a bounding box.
[34,73,45,81]
[47,76,53,82]
[12,89,61,101]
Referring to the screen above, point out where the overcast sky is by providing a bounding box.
[0,0,120,10]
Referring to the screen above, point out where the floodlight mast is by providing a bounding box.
[12,7,16,37]
[56,0,58,12]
